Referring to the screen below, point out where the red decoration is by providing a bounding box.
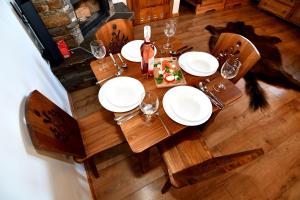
[56,40,70,58]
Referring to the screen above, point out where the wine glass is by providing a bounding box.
[90,40,107,71]
[163,20,176,50]
[140,91,159,125]
[213,57,242,92]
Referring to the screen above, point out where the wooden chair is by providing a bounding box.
[212,33,261,83]
[95,19,134,54]
[25,90,125,178]
[158,128,264,193]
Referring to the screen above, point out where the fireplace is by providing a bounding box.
[13,0,133,91]
[72,0,111,36]
[29,0,112,48]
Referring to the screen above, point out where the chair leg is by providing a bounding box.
[161,178,171,194]
[88,157,99,178]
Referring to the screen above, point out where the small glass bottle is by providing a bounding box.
[140,25,155,77]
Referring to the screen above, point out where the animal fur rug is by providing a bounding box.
[205,21,300,110]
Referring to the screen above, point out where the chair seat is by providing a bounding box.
[159,127,264,190]
[160,130,212,174]
[77,109,125,160]
[159,129,212,187]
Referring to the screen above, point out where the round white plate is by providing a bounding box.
[98,76,145,112]
[178,51,219,77]
[170,87,210,122]
[121,40,157,62]
[163,86,212,126]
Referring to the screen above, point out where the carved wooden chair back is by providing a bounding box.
[25,90,86,158]
[159,129,264,193]
[95,19,134,54]
[25,90,125,178]
[212,33,261,83]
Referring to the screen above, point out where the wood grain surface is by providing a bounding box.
[25,90,86,158]
[212,32,261,83]
[69,4,300,199]
[90,37,242,153]
[95,19,134,54]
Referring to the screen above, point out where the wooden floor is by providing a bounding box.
[69,4,300,200]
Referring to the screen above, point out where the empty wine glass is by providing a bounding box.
[140,91,159,125]
[90,40,107,71]
[213,57,242,92]
[163,20,176,50]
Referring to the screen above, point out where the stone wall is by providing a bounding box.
[32,0,84,48]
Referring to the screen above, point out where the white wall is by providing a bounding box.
[0,1,92,200]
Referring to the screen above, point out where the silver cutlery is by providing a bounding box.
[109,53,123,72]
[180,47,193,54]
[169,45,188,55]
[201,80,225,108]
[198,82,224,109]
[199,88,222,109]
[96,70,123,85]
[156,112,171,135]
[170,46,193,56]
[116,110,141,125]
[114,107,140,121]
[117,53,127,68]
[96,53,124,85]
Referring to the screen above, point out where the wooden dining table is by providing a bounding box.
[90,37,242,154]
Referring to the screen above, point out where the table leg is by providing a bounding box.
[136,149,150,173]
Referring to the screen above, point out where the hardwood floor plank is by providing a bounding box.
[88,148,165,200]
[71,4,300,200]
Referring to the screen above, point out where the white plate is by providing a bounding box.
[178,52,219,77]
[170,87,210,122]
[163,86,212,126]
[105,77,144,107]
[121,40,157,62]
[98,76,145,112]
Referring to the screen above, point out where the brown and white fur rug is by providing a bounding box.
[206,21,300,111]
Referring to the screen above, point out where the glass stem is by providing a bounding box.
[145,114,152,122]
[167,36,170,47]
[98,59,107,71]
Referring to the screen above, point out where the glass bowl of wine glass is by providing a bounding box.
[163,20,176,50]
[90,40,107,71]
[140,91,159,125]
[213,57,242,92]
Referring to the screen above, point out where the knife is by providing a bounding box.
[114,107,140,121]
[178,46,193,55]
[116,110,141,125]
[206,89,225,109]
[195,83,224,109]
[109,53,122,71]
[199,81,224,108]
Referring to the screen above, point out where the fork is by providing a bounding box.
[109,53,123,72]
[117,53,127,68]
[156,112,171,136]
[169,45,188,55]
[199,82,224,109]
[96,70,122,85]
[116,110,141,125]
[114,107,140,121]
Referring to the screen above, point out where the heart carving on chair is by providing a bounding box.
[206,21,300,110]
